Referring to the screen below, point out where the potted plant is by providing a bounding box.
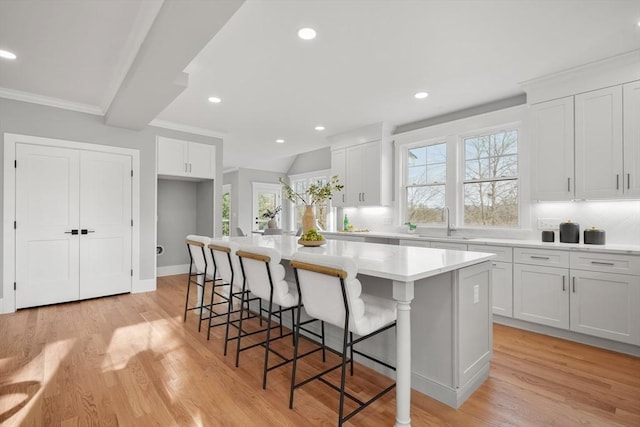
[404,222,417,233]
[262,205,282,229]
[279,175,344,234]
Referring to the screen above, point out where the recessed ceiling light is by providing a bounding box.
[314,126,325,131]
[414,92,429,99]
[298,28,317,40]
[276,139,285,144]
[0,50,17,60]
[208,96,221,103]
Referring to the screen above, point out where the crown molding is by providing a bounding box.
[0,87,104,115]
[149,119,226,139]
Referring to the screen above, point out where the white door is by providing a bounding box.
[623,80,640,198]
[16,144,81,308]
[575,85,623,199]
[529,97,575,201]
[16,144,132,308]
[79,151,132,299]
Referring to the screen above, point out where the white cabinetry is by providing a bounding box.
[575,86,623,199]
[513,247,640,346]
[469,244,513,317]
[331,139,391,207]
[529,81,639,201]
[330,149,346,207]
[569,251,640,345]
[623,80,640,198]
[157,137,216,180]
[530,97,574,200]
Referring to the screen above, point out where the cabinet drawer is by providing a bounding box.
[399,239,430,247]
[430,241,467,251]
[570,252,640,276]
[514,247,569,267]
[468,244,513,262]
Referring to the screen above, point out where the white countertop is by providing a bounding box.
[321,231,640,255]
[228,235,495,282]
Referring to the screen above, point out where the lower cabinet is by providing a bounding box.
[569,270,640,345]
[491,261,513,317]
[513,264,569,329]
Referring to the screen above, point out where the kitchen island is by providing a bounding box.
[228,235,495,427]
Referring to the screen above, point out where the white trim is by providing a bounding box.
[2,133,142,313]
[132,278,157,294]
[149,119,226,139]
[287,168,332,181]
[0,87,103,116]
[156,264,190,277]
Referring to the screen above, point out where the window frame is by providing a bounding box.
[395,106,528,233]
[286,169,335,231]
[457,124,522,228]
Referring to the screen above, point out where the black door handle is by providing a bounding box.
[80,229,96,234]
[65,229,79,235]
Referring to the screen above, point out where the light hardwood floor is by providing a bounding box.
[1,274,638,426]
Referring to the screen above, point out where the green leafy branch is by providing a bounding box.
[279,175,344,205]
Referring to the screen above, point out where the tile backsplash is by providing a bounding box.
[338,200,640,245]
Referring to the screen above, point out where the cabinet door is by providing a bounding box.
[345,145,364,206]
[188,142,216,179]
[491,261,513,317]
[331,149,346,207]
[530,97,574,200]
[513,264,569,329]
[623,80,640,197]
[575,86,623,199]
[569,271,640,345]
[157,138,188,177]
[430,241,467,251]
[360,141,381,205]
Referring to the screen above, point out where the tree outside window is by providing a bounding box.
[463,130,519,227]
[405,142,446,224]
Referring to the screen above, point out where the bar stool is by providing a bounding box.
[235,245,324,390]
[207,240,262,355]
[289,252,397,427]
[184,235,214,332]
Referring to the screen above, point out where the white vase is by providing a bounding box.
[267,219,277,229]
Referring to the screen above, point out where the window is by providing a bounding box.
[463,129,518,227]
[289,172,332,231]
[405,142,446,224]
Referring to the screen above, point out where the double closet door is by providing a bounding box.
[16,143,132,309]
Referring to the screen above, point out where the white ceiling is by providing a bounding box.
[1,0,639,173]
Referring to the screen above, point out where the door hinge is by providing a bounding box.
[14,282,16,290]
[131,269,133,277]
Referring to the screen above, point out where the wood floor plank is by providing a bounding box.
[0,274,638,426]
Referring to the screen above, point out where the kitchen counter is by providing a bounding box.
[321,231,640,255]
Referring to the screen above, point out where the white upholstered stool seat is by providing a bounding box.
[289,252,397,427]
[235,245,324,390]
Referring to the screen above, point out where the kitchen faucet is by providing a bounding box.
[443,206,454,236]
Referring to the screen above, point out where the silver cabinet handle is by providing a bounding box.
[591,261,614,266]
[572,276,576,293]
[185,163,188,173]
[628,173,631,190]
[616,174,620,190]
[562,275,566,291]
[567,177,571,192]
[531,255,550,260]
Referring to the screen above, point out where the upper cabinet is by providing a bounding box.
[329,123,393,207]
[623,80,640,198]
[524,51,640,201]
[574,85,623,199]
[157,137,216,180]
[530,97,575,201]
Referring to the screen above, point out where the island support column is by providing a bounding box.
[393,280,415,427]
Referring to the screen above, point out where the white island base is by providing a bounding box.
[352,261,493,409]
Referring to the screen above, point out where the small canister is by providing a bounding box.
[559,220,580,243]
[541,230,555,242]
[584,227,606,245]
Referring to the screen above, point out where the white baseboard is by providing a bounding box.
[157,264,189,277]
[133,278,157,293]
